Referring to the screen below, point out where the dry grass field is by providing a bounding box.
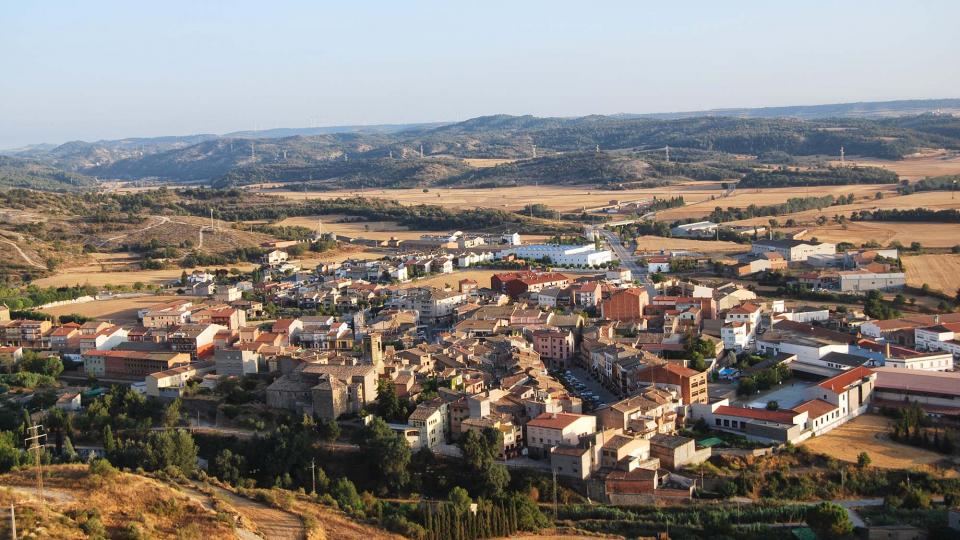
[0,465,235,539]
[33,263,259,288]
[902,254,960,294]
[654,183,900,221]
[40,294,187,323]
[277,216,425,240]
[633,235,748,254]
[829,152,960,180]
[462,157,519,167]
[271,183,722,212]
[799,222,960,249]
[95,215,274,253]
[395,269,536,290]
[802,414,953,471]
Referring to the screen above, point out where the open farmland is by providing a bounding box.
[799,222,960,249]
[394,269,508,290]
[902,254,960,294]
[40,294,189,323]
[269,183,720,212]
[654,183,900,221]
[802,414,953,471]
[633,235,748,254]
[277,216,425,240]
[829,151,960,180]
[32,263,259,288]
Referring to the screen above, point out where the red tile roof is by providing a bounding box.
[794,399,838,419]
[527,412,589,431]
[818,366,874,393]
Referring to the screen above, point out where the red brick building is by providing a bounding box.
[600,288,649,321]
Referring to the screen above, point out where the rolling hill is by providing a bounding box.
[3,99,960,191]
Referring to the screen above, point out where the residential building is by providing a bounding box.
[601,288,649,321]
[83,350,191,379]
[168,323,224,360]
[215,349,259,377]
[636,363,709,405]
[525,412,597,457]
[532,329,575,368]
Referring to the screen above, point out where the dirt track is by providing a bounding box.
[205,485,306,540]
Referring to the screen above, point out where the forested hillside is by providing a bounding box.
[3,101,960,190]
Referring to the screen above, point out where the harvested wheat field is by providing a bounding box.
[40,294,187,323]
[830,152,960,180]
[633,235,748,254]
[654,183,900,221]
[271,184,721,212]
[34,263,259,288]
[797,222,960,249]
[725,191,960,227]
[902,254,960,294]
[802,414,953,471]
[462,157,519,167]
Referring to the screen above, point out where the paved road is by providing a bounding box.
[598,228,656,297]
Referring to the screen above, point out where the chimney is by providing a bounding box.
[884,342,891,358]
[935,314,941,325]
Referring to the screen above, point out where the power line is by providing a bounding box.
[25,425,46,508]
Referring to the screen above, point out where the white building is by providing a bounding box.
[838,270,906,292]
[526,412,597,456]
[671,221,718,238]
[721,323,750,352]
[749,239,836,262]
[497,244,612,267]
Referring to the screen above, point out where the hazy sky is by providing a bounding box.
[1,0,958,148]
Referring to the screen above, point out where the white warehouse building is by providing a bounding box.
[497,244,612,267]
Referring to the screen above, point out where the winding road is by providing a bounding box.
[0,234,45,269]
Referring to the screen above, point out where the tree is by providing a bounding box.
[449,486,472,516]
[331,477,364,516]
[857,452,871,469]
[317,418,341,442]
[806,502,853,539]
[766,400,779,411]
[162,398,182,428]
[63,436,79,462]
[359,417,410,493]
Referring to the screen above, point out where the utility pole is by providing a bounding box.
[552,469,558,520]
[309,459,317,494]
[9,503,16,540]
[419,144,424,159]
[840,145,845,165]
[665,145,670,163]
[25,425,45,507]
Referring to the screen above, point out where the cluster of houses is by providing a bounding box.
[4,225,960,504]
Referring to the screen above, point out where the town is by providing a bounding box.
[3,219,960,538]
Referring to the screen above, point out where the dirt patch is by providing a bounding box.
[40,294,188,323]
[902,254,960,294]
[633,235,748,254]
[802,414,954,471]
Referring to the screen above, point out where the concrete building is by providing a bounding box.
[670,221,718,238]
[873,367,960,418]
[408,399,449,449]
[215,349,259,377]
[749,239,836,262]
[84,350,191,379]
[146,361,216,398]
[838,269,906,292]
[497,244,612,267]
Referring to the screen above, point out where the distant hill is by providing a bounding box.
[4,98,960,190]
[0,156,97,191]
[627,98,960,120]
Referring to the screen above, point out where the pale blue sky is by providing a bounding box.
[1,0,958,148]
